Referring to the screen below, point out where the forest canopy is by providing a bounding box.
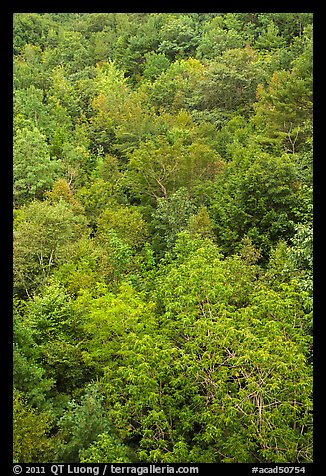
[13,12,313,464]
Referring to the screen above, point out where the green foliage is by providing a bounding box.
[13,127,61,206]
[151,188,197,253]
[43,29,89,74]
[189,47,265,123]
[97,206,148,250]
[253,34,312,153]
[209,151,306,256]
[14,200,88,296]
[157,15,199,60]
[187,205,215,241]
[14,85,48,131]
[255,21,286,51]
[144,57,205,113]
[13,13,313,464]
[76,179,118,226]
[21,281,94,394]
[142,52,170,81]
[149,236,312,462]
[13,13,57,54]
[14,301,55,409]
[80,432,132,463]
[56,384,112,462]
[286,224,313,295]
[197,24,246,59]
[53,237,111,295]
[79,282,157,370]
[76,234,312,463]
[13,389,55,463]
[258,14,313,45]
[126,133,223,206]
[45,178,85,214]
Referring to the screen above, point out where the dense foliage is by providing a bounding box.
[13,12,313,464]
